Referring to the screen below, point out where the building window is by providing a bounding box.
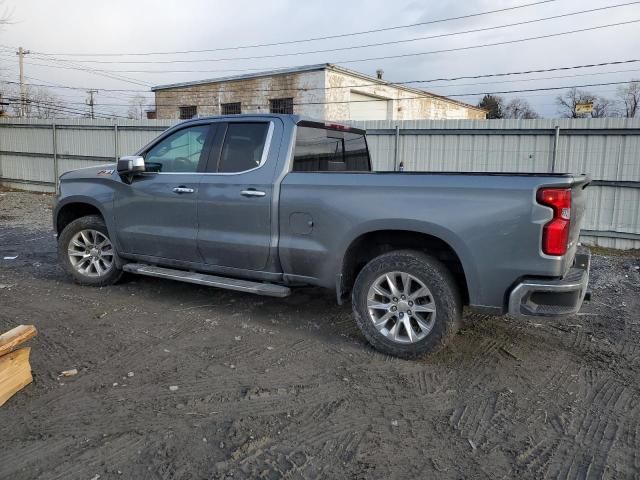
[269,98,293,114]
[221,102,242,115]
[179,105,197,120]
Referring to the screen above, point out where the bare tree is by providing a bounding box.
[591,96,615,118]
[6,85,66,118]
[127,94,149,120]
[556,88,614,118]
[0,91,9,116]
[616,81,640,118]
[503,98,539,119]
[556,88,593,118]
[30,87,65,118]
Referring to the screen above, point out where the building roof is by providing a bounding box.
[151,63,484,113]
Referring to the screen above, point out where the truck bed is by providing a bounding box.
[278,171,590,312]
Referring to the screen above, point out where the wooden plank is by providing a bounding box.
[0,347,33,407]
[0,325,37,357]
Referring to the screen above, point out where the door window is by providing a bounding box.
[217,123,270,173]
[145,125,210,173]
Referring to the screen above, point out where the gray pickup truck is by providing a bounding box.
[53,114,591,358]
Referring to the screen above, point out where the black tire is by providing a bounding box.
[58,215,123,287]
[352,250,462,359]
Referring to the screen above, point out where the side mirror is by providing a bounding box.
[117,155,145,182]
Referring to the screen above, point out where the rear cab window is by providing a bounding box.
[293,121,371,172]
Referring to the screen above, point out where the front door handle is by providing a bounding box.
[173,186,195,194]
[241,189,266,198]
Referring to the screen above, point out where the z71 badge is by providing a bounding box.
[96,169,114,176]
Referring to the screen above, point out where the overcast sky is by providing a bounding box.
[0,0,639,118]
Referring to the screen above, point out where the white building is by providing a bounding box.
[152,63,486,121]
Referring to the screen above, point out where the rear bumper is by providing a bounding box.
[508,249,590,317]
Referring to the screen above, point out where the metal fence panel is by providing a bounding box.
[56,127,114,159]
[0,153,54,183]
[1,125,52,155]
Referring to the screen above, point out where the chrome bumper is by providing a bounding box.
[508,249,590,317]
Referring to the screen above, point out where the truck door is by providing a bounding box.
[197,119,281,272]
[113,122,215,262]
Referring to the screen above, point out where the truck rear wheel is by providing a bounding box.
[352,250,461,359]
[58,215,123,287]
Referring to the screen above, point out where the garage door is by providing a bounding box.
[349,91,389,120]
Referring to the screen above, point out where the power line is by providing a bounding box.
[26,0,558,57]
[330,19,640,67]
[1,59,638,96]
[424,67,640,89]
[8,80,635,108]
[18,74,151,100]
[3,97,122,119]
[7,58,264,75]
[34,3,640,66]
[22,19,640,77]
[10,52,152,87]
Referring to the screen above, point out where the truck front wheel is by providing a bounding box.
[352,250,461,358]
[58,215,123,287]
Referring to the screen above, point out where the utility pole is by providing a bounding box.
[16,47,30,118]
[86,89,98,119]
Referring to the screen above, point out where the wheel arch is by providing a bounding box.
[54,197,109,235]
[338,225,479,306]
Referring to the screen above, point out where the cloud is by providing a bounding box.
[0,0,638,117]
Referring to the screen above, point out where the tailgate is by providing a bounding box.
[569,176,590,254]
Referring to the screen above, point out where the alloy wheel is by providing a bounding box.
[67,229,114,278]
[366,271,437,344]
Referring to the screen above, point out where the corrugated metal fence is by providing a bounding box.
[1,117,639,249]
[354,118,640,249]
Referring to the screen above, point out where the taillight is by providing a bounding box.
[537,188,571,256]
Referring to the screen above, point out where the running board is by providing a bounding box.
[122,264,291,298]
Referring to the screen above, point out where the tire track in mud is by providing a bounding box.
[211,359,433,479]
[527,373,638,480]
[214,397,369,479]
[516,438,562,478]
[43,432,148,480]
[21,376,339,439]
[402,368,444,395]
[448,390,516,448]
[0,438,77,479]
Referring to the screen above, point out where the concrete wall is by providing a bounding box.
[155,71,326,120]
[154,69,485,121]
[325,70,486,121]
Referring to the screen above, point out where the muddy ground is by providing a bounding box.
[1,189,639,480]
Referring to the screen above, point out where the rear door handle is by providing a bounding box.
[241,189,266,197]
[173,186,195,194]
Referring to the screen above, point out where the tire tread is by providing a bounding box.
[352,249,461,359]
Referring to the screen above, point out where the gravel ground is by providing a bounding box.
[1,189,639,480]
